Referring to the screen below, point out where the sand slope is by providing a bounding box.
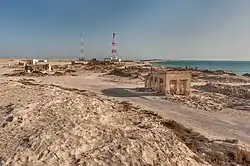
[0,79,207,166]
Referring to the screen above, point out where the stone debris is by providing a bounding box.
[135,87,154,93]
[162,83,250,111]
[201,69,237,76]
[107,68,133,77]
[107,67,150,80]
[3,65,79,77]
[243,73,250,77]
[193,74,250,84]
[163,93,224,111]
[194,83,250,99]
[3,70,77,77]
[85,60,120,73]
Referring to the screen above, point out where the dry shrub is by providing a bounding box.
[161,120,250,166]
[108,68,132,77]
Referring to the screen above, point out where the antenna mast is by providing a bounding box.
[111,32,118,60]
[79,30,84,59]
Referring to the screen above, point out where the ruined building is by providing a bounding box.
[145,70,191,95]
[25,59,51,73]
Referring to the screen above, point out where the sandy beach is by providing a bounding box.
[0,58,250,166]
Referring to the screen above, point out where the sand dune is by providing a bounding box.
[0,79,208,166]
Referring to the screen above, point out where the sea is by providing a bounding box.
[151,60,250,74]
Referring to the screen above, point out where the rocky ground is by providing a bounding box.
[2,60,123,77]
[1,78,250,166]
[163,71,250,111]
[3,61,250,111]
[108,66,250,111]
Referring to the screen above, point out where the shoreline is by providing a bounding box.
[0,59,250,165]
[150,61,250,76]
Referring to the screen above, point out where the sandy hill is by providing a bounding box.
[0,78,209,166]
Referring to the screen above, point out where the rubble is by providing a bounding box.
[107,68,132,77]
[163,92,226,111]
[3,71,48,77]
[83,60,121,73]
[194,83,250,99]
[193,73,249,83]
[51,64,68,71]
[162,83,250,111]
[135,87,154,92]
[3,60,26,69]
[243,73,250,77]
[202,69,237,76]
[106,66,150,80]
[3,70,78,77]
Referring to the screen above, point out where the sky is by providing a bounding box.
[1,0,250,60]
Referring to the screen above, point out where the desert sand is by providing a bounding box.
[0,58,250,166]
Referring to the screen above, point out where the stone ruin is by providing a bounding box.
[145,70,191,95]
[6,60,26,68]
[25,59,51,73]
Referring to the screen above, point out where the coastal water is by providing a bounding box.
[152,61,250,74]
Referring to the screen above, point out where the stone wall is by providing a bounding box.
[25,63,51,73]
[145,70,191,95]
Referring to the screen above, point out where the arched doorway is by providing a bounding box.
[159,78,164,93]
[169,80,177,94]
[180,80,188,95]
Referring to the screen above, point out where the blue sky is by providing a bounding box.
[1,0,250,60]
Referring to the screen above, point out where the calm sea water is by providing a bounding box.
[152,61,250,74]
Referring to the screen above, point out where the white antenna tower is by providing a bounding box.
[79,30,84,59]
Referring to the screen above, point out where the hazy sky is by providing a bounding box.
[1,0,250,60]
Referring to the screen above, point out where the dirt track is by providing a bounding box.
[1,62,250,165]
[34,74,250,147]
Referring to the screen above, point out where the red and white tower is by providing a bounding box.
[111,32,118,60]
